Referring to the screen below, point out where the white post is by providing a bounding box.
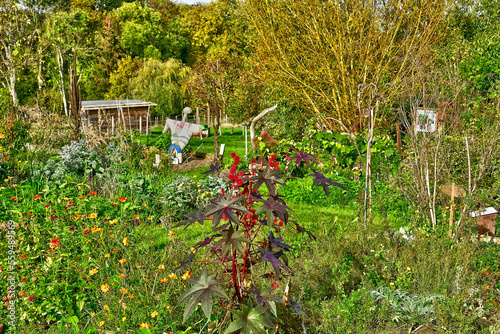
[196,107,200,124]
[245,125,248,160]
[139,116,142,134]
[146,113,149,134]
[111,116,115,135]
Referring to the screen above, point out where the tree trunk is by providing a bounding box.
[250,105,277,150]
[8,64,18,109]
[69,52,81,140]
[56,47,68,117]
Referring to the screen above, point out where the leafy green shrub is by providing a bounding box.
[34,140,107,182]
[160,175,228,223]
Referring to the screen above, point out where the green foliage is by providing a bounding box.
[130,58,191,117]
[370,286,443,323]
[160,174,228,223]
[178,268,228,322]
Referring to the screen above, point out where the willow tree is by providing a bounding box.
[242,0,451,131]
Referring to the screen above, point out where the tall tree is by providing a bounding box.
[242,0,452,131]
[0,0,37,109]
[42,9,92,116]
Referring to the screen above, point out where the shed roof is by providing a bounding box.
[81,100,157,111]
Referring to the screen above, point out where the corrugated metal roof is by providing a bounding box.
[81,100,157,110]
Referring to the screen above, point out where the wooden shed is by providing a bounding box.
[81,100,157,134]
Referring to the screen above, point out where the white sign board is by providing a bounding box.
[416,109,437,133]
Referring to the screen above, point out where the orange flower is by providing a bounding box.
[120,288,128,294]
[140,323,150,329]
[66,200,74,207]
[80,195,86,199]
[160,278,169,283]
[49,238,61,249]
[88,213,98,219]
[91,226,103,233]
[89,191,97,196]
[118,197,127,202]
[118,259,126,264]
[10,197,18,201]
[101,284,110,293]
[12,184,18,188]
[33,195,42,200]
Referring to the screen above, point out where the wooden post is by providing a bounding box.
[139,116,142,134]
[146,113,149,134]
[128,109,132,134]
[396,123,402,154]
[112,116,115,135]
[196,107,200,124]
[448,183,456,237]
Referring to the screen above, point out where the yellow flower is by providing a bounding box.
[123,237,129,246]
[166,305,172,313]
[104,253,110,258]
[128,294,135,299]
[160,278,169,283]
[182,271,192,280]
[122,317,126,322]
[42,189,48,192]
[389,282,395,286]
[150,311,159,318]
[104,305,110,311]
[169,231,175,237]
[190,247,196,254]
[98,321,104,327]
[4,179,8,183]
[119,274,126,278]
[90,312,95,317]
[140,323,150,329]
[119,259,127,264]
[78,185,82,190]
[143,203,147,207]
[89,213,98,219]
[406,266,412,271]
[109,219,118,225]
[120,288,128,294]
[148,216,153,220]
[158,264,165,270]
[63,197,69,201]
[169,273,178,279]
[101,284,110,293]
[179,183,183,187]
[89,269,98,275]
[91,226,103,233]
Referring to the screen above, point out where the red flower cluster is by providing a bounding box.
[10,197,18,201]
[228,153,244,187]
[118,197,127,202]
[33,195,42,200]
[88,191,97,196]
[49,238,61,249]
[269,154,279,170]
